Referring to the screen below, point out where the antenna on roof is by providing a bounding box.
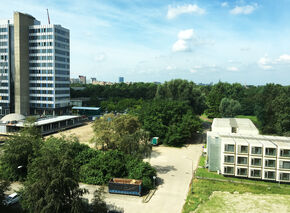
[46,9,50,24]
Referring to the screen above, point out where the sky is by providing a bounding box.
[1,0,290,85]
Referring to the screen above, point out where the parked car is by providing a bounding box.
[4,193,19,206]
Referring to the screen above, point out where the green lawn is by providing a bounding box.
[182,155,290,213]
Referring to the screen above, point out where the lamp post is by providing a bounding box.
[153,176,156,188]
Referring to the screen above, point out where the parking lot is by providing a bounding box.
[81,144,203,213]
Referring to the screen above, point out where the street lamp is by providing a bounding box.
[153,176,156,188]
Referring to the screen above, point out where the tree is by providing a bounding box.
[89,188,108,213]
[0,181,10,211]
[155,79,206,114]
[0,123,42,181]
[137,100,202,146]
[20,137,87,213]
[219,98,241,117]
[91,114,151,158]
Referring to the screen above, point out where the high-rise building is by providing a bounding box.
[0,12,70,116]
[119,76,124,83]
[79,75,86,84]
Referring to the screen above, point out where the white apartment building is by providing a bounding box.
[0,12,70,116]
[28,24,70,115]
[207,118,290,182]
[0,19,13,115]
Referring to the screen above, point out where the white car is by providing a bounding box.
[4,193,19,206]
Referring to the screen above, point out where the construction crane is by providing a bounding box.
[46,9,50,24]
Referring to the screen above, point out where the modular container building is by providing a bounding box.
[108,178,142,196]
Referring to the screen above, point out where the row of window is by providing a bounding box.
[56,70,69,75]
[29,63,53,67]
[30,83,53,87]
[0,48,8,53]
[29,28,53,33]
[55,96,69,101]
[0,55,7,61]
[0,35,7,39]
[55,49,69,56]
[55,28,69,37]
[0,89,8,93]
[0,96,8,100]
[224,155,290,169]
[0,28,8,33]
[29,56,53,61]
[30,76,53,81]
[30,70,53,74]
[55,56,69,62]
[30,96,53,101]
[55,83,70,88]
[29,35,53,40]
[0,42,8,46]
[55,63,69,69]
[55,77,69,81]
[0,62,8,67]
[0,69,8,74]
[55,90,70,94]
[224,144,290,157]
[55,35,69,43]
[30,103,53,108]
[29,42,53,47]
[55,42,69,50]
[224,167,290,180]
[29,49,53,54]
[30,90,53,94]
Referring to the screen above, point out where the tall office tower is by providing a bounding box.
[0,12,70,116]
[119,76,124,83]
[0,19,14,115]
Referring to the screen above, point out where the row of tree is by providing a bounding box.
[72,80,289,136]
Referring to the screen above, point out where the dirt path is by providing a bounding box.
[46,123,95,148]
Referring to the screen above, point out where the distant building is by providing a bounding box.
[119,76,124,83]
[79,75,86,84]
[0,12,70,116]
[207,118,290,182]
[91,81,113,86]
[70,78,80,84]
[91,77,97,83]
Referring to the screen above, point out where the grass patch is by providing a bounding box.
[183,155,290,213]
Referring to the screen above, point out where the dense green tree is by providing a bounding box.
[0,181,10,210]
[91,114,151,158]
[137,100,202,146]
[155,79,206,114]
[219,98,241,117]
[0,124,42,181]
[20,137,87,213]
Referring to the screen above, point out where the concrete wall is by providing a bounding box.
[13,12,35,116]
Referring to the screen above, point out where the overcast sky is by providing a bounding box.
[1,0,290,85]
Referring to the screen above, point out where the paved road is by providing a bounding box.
[82,144,203,213]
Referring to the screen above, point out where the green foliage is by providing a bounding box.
[219,98,241,117]
[100,98,144,113]
[0,181,10,210]
[155,79,206,114]
[92,113,152,158]
[89,188,108,213]
[255,84,290,135]
[20,137,87,213]
[0,125,42,181]
[137,100,202,146]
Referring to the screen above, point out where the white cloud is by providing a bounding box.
[94,53,106,62]
[258,57,273,70]
[230,4,257,15]
[227,66,239,71]
[178,29,195,40]
[277,54,290,63]
[221,2,228,7]
[167,4,205,19]
[172,39,191,52]
[190,69,197,73]
[166,65,176,70]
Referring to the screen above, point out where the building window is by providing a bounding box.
[265,159,276,168]
[237,168,247,176]
[280,149,290,158]
[238,145,248,154]
[265,148,276,156]
[237,157,248,165]
[250,169,261,177]
[251,147,262,155]
[224,166,234,174]
[225,144,235,152]
[279,161,290,170]
[251,158,261,166]
[280,173,290,181]
[224,155,234,163]
[264,171,275,179]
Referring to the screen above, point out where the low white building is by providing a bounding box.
[207,118,290,182]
